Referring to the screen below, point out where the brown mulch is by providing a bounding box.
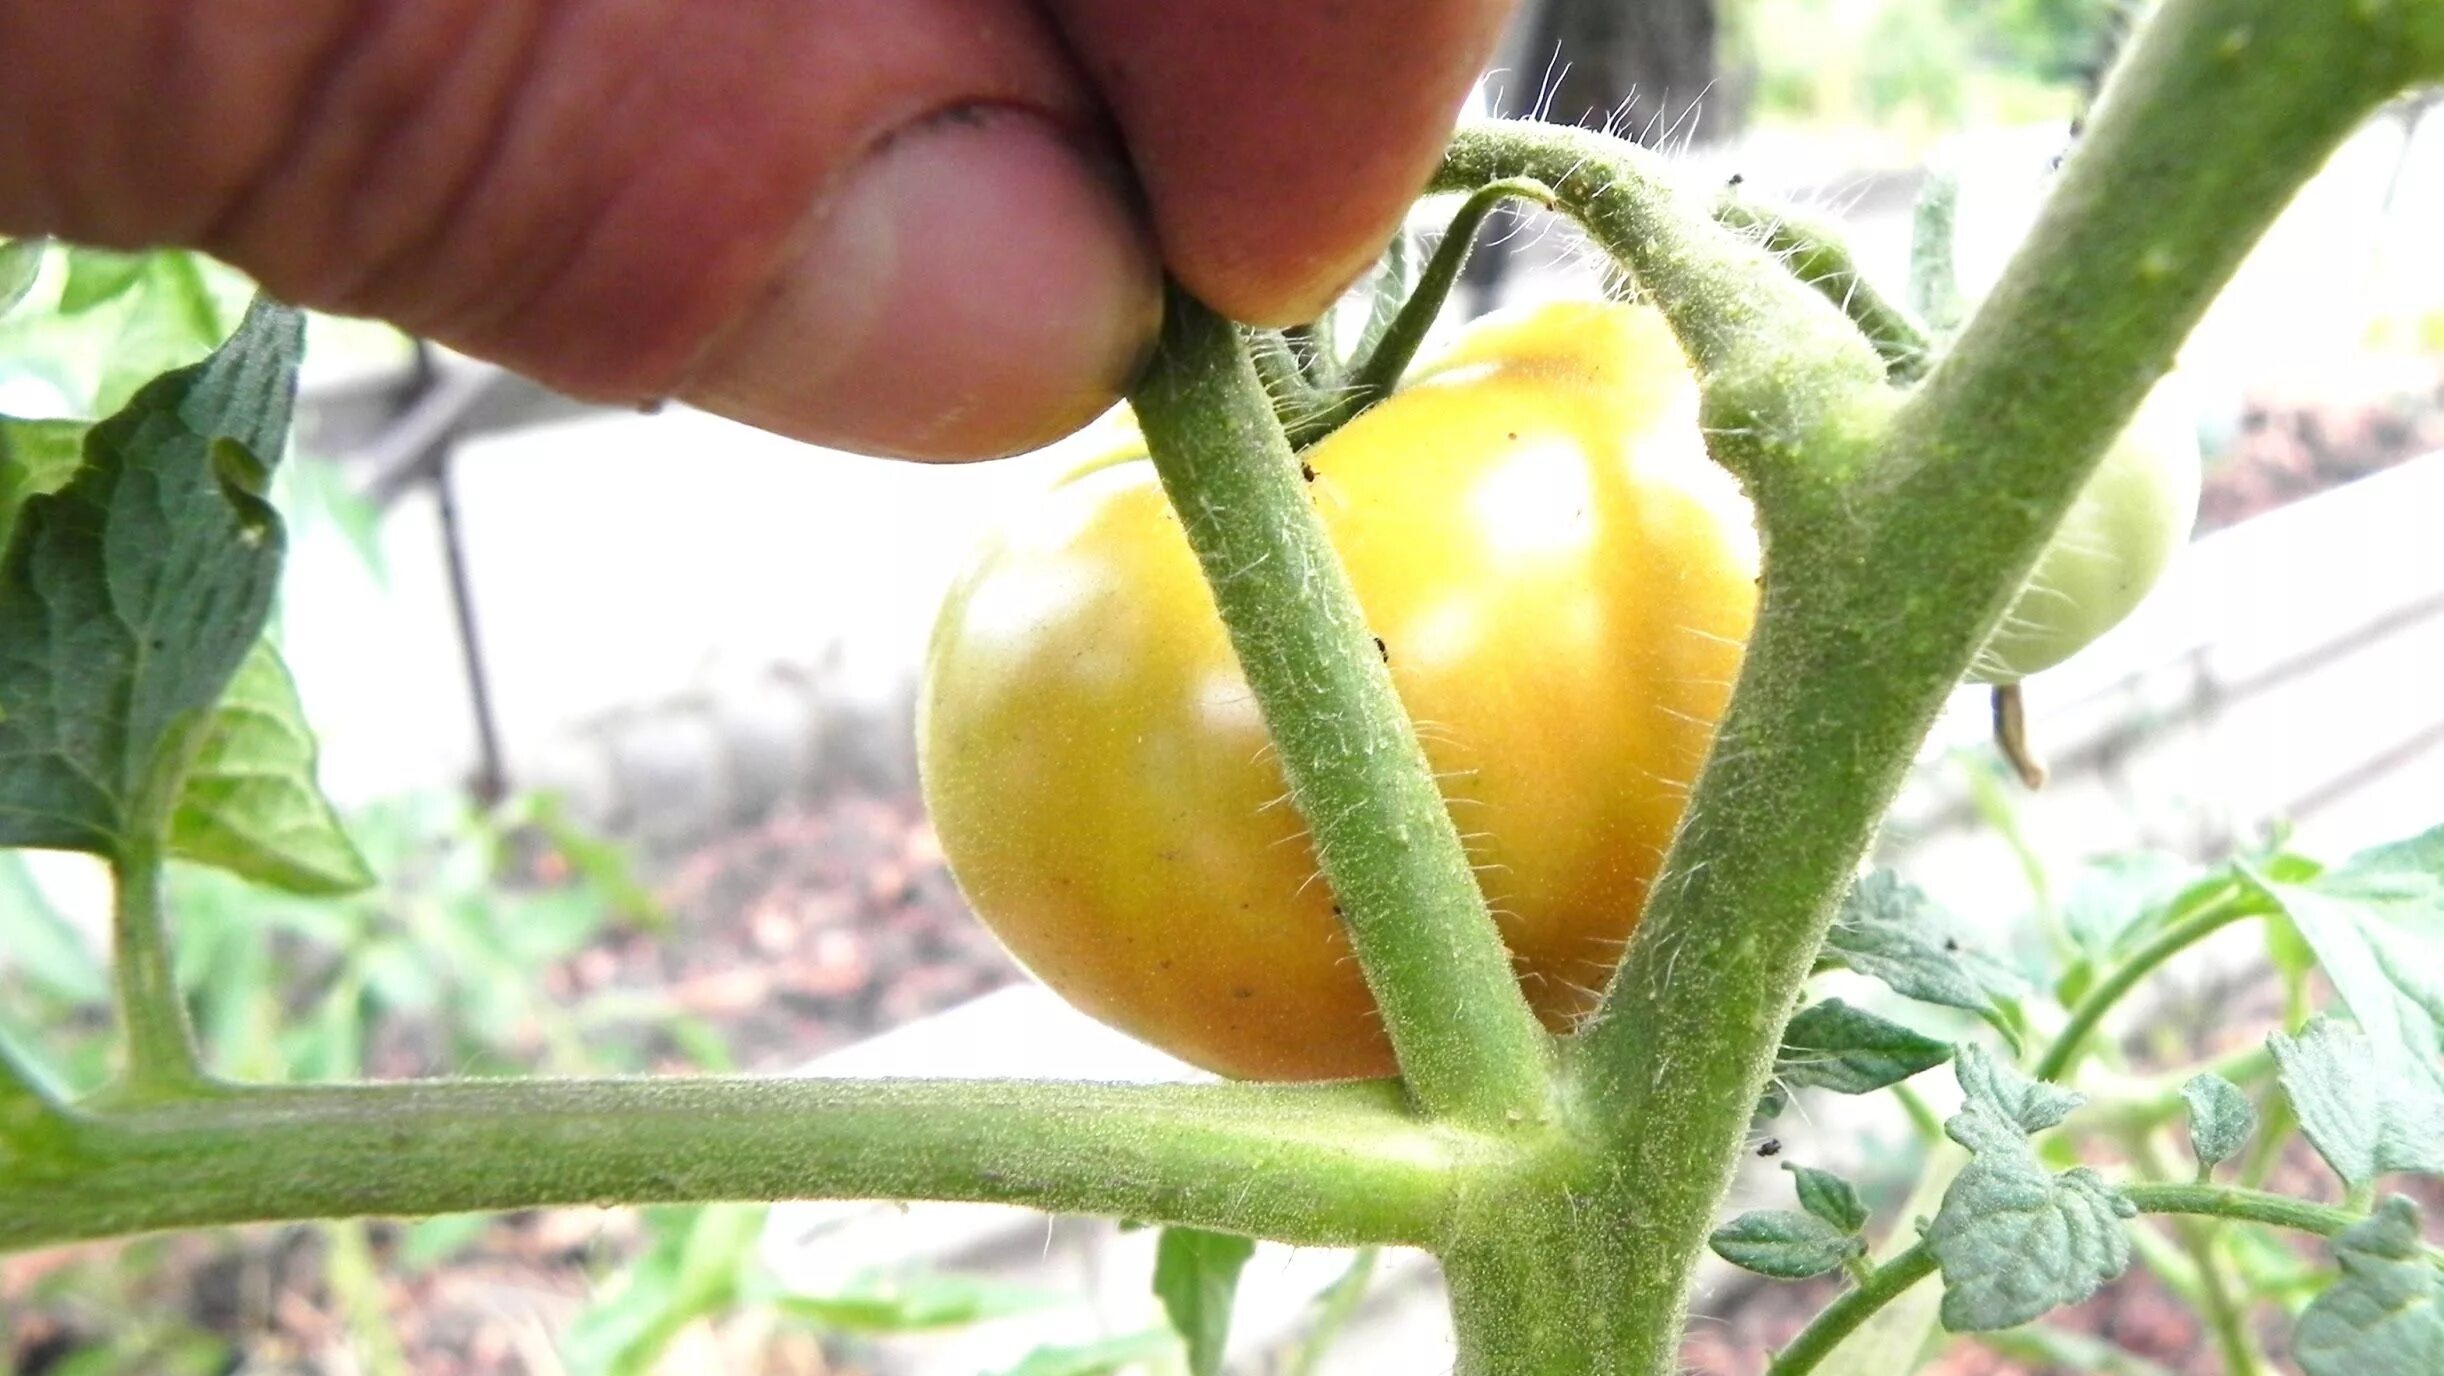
[2198,364,2444,531]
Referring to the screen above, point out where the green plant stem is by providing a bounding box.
[1713,191,1932,382]
[2127,1131,2266,1376]
[0,1034,62,1152]
[1765,1243,1939,1376]
[108,842,207,1097]
[1429,123,1890,1375]
[2035,892,2260,1082]
[1431,3,2425,1370]
[1770,1183,2427,1375]
[1432,124,1887,512]
[1282,319,1338,390]
[1128,286,1551,1127]
[1248,329,1328,431]
[1284,178,1557,450]
[0,1076,1454,1254]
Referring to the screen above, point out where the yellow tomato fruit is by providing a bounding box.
[918,301,1761,1080]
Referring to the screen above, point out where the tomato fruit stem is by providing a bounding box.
[1126,285,1555,1125]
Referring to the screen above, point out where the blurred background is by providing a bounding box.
[4,0,2442,1371]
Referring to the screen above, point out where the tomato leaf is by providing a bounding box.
[1777,998,1953,1095]
[2291,1196,2444,1376]
[0,238,42,318]
[1925,1045,2134,1332]
[2181,1072,2256,1175]
[2251,825,2444,1079]
[1785,1162,1870,1234]
[1953,1039,2082,1134]
[57,247,149,314]
[1821,871,2027,1026]
[1153,1226,1256,1376]
[0,416,89,546]
[2062,851,2204,959]
[2270,1017,2444,1190]
[1710,1209,1866,1280]
[0,298,301,858]
[167,639,371,895]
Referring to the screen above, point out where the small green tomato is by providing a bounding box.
[1971,385,2202,685]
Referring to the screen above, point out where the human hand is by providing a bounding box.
[0,0,1514,460]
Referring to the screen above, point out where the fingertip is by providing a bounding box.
[683,105,1162,462]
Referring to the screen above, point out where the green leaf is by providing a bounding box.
[994,1330,1184,1376]
[1925,1045,2134,1332]
[2062,851,2203,958]
[2256,826,2444,1075]
[1786,1162,1870,1234]
[2270,1017,2444,1189]
[1953,1041,2083,1135]
[0,298,301,857]
[779,1271,1069,1333]
[2292,1196,2444,1376]
[58,248,148,314]
[1821,870,2027,1022]
[1710,1209,1867,1279]
[1153,1225,1256,1376]
[0,238,41,318]
[2181,1072,2256,1174]
[1,416,89,546]
[1777,998,1954,1094]
[167,638,370,895]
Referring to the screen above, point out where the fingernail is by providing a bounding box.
[685,106,1162,461]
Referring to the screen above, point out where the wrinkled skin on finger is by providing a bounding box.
[0,0,1514,460]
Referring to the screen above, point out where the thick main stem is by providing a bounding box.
[1128,288,1552,1127]
[0,1076,1453,1253]
[1471,3,2431,1372]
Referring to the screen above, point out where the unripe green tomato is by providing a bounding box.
[1970,385,2201,685]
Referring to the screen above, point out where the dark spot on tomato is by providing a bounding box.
[1506,432,1519,441]
[1158,958,1173,970]
[1231,986,1254,1000]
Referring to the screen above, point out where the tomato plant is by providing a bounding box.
[920,301,1759,1079]
[7,5,2444,1375]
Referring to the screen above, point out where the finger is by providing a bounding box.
[0,0,1162,461]
[1043,0,1514,326]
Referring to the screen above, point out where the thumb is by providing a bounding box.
[0,0,1162,461]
